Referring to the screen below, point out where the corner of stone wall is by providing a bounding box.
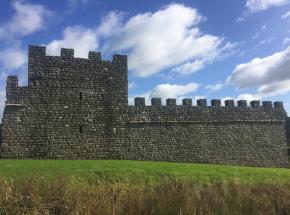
[286,117,290,156]
[0,123,2,159]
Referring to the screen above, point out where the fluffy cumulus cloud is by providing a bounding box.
[46,11,123,58]
[97,11,123,37]
[246,0,289,12]
[227,46,290,88]
[0,1,51,62]
[2,1,52,37]
[130,82,200,105]
[238,0,289,21]
[257,79,290,96]
[45,4,234,77]
[227,46,290,97]
[0,1,51,82]
[103,4,233,77]
[46,26,99,58]
[149,83,199,98]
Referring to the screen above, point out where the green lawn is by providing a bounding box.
[0,160,289,185]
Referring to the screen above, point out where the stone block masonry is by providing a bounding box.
[0,45,289,167]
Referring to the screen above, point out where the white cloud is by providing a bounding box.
[227,46,290,88]
[283,37,290,45]
[238,0,289,21]
[102,4,234,77]
[45,11,124,58]
[171,60,205,75]
[46,26,99,58]
[246,0,289,12]
[205,83,223,92]
[170,42,238,76]
[257,79,290,96]
[237,93,261,101]
[131,82,200,105]
[150,83,199,98]
[45,4,235,77]
[282,10,290,18]
[228,46,290,98]
[0,48,26,70]
[97,11,123,37]
[5,1,52,36]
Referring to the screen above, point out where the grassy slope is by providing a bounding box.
[0,160,290,185]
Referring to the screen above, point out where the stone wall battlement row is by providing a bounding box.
[133,97,284,109]
[29,45,127,64]
[125,105,286,122]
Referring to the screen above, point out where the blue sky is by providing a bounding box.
[0,0,290,116]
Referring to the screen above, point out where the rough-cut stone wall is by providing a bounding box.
[0,45,289,167]
[286,117,290,156]
[115,105,288,167]
[0,124,2,146]
[1,45,128,159]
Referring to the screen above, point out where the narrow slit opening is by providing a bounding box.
[79,126,83,134]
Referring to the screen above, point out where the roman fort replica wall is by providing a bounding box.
[0,45,289,167]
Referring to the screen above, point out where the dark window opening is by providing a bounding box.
[79,92,83,101]
[79,126,83,134]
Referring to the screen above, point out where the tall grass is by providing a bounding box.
[0,176,290,215]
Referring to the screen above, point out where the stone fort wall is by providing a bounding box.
[0,45,289,167]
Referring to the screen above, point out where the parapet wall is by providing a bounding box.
[126,97,286,122]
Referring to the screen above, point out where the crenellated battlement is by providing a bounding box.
[28,45,127,63]
[5,45,127,107]
[125,97,287,124]
[27,45,128,92]
[29,45,46,58]
[6,76,18,89]
[132,97,284,109]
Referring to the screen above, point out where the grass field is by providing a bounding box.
[0,159,290,185]
[1,160,290,214]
